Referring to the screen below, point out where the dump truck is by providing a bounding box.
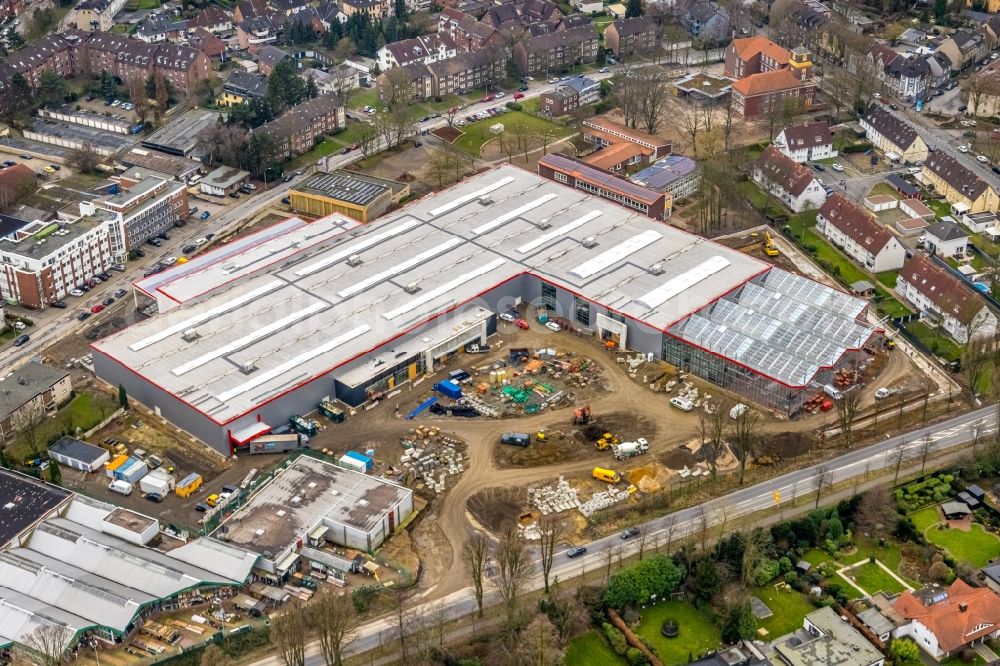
[592,467,621,483]
[500,432,531,447]
[612,438,649,460]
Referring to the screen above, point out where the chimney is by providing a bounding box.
[960,602,968,613]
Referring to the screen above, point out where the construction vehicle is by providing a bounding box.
[592,467,621,483]
[595,432,620,451]
[764,231,779,257]
[536,429,547,442]
[612,438,649,460]
[573,404,593,425]
[464,342,491,353]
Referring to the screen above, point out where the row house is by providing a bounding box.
[0,363,72,437]
[512,25,599,76]
[74,0,128,32]
[437,8,503,52]
[921,152,1000,215]
[377,33,457,70]
[189,6,233,34]
[859,106,928,164]
[426,47,504,98]
[252,93,346,160]
[724,34,790,79]
[237,14,282,54]
[481,0,563,32]
[0,33,81,91]
[188,28,227,61]
[773,121,835,163]
[753,146,827,213]
[604,16,657,57]
[816,194,905,273]
[895,255,997,343]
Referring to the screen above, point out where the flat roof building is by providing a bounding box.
[200,166,250,197]
[47,436,110,472]
[289,170,410,223]
[93,165,876,453]
[0,469,71,549]
[141,109,219,158]
[216,455,412,568]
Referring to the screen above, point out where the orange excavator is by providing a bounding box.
[573,404,592,425]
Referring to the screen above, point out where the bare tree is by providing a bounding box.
[357,122,381,158]
[538,513,564,594]
[270,603,307,666]
[834,391,862,449]
[445,105,460,128]
[679,104,704,157]
[390,588,410,663]
[514,613,565,666]
[463,533,489,617]
[919,435,934,475]
[310,589,356,666]
[663,514,677,554]
[199,645,232,666]
[892,439,908,484]
[614,63,642,129]
[493,527,531,629]
[731,406,759,485]
[637,526,648,561]
[963,72,1000,119]
[705,398,729,479]
[813,464,831,509]
[126,75,150,124]
[961,334,991,407]
[637,68,671,134]
[21,625,73,666]
[854,485,896,537]
[68,143,101,175]
[331,66,359,108]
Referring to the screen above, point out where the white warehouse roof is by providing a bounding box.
[96,165,873,423]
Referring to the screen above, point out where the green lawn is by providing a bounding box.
[6,392,118,462]
[288,121,374,168]
[752,586,816,638]
[348,88,380,111]
[866,182,900,199]
[911,506,940,532]
[801,548,835,567]
[926,198,952,219]
[923,523,1000,568]
[941,654,986,666]
[453,110,573,156]
[837,538,905,572]
[848,561,906,596]
[592,15,615,34]
[635,601,721,664]
[906,320,963,362]
[564,631,625,666]
[876,270,899,289]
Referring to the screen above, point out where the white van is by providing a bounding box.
[108,480,134,496]
[669,396,694,412]
[823,385,843,400]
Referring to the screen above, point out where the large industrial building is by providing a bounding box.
[93,166,879,454]
[0,469,257,656]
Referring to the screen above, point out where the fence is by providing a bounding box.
[82,408,125,439]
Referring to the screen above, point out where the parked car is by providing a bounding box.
[144,493,163,503]
[12,334,29,346]
[195,237,208,246]
[514,318,529,329]
[114,288,127,298]
[162,256,177,265]
[514,92,524,100]
[43,166,55,174]
[76,312,90,321]
[68,289,83,297]
[12,321,24,330]
[281,196,290,204]
[195,502,209,512]
[978,155,990,163]
[50,301,66,309]
[1,160,15,168]
[566,546,587,558]
[812,163,826,171]
[518,85,528,92]
[200,211,210,220]
[621,527,641,539]
[102,297,114,306]
[90,304,105,314]
[499,311,515,322]
[49,164,60,171]
[831,163,844,172]
[481,94,495,102]
[495,91,505,98]
[182,244,196,254]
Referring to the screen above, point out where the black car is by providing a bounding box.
[959,105,968,112]
[182,244,197,254]
[77,312,91,321]
[812,163,826,171]
[229,192,240,198]
[51,301,67,309]
[133,249,145,258]
[620,527,641,540]
[566,546,587,558]
[195,502,209,512]
[993,166,1000,175]
[518,85,528,92]
[174,219,186,227]
[99,272,110,280]
[12,334,29,347]
[49,164,60,171]
[144,492,163,503]
[102,297,114,306]
[158,231,170,240]
[222,483,238,494]
[283,174,294,183]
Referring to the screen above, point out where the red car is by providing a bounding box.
[514,319,529,330]
[90,304,105,314]
[481,95,495,102]
[514,92,525,100]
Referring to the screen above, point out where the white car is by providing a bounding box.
[831,163,844,172]
[872,92,881,98]
[978,155,990,163]
[959,145,970,153]
[548,78,559,84]
[12,321,25,330]
[194,238,207,246]
[545,321,561,332]
[495,91,505,98]
[111,99,121,107]
[69,289,83,297]
[599,67,609,73]
[498,312,515,322]
[162,256,177,265]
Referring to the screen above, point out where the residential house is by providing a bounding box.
[316,1,349,27]
[969,60,1000,117]
[74,0,128,32]
[257,45,290,75]
[604,16,658,57]
[537,153,672,220]
[234,0,268,22]
[985,15,1000,49]
[426,47,505,98]
[376,61,434,102]
[775,607,884,666]
[272,0,311,15]
[571,0,603,12]
[339,0,392,20]
[934,29,988,72]
[885,54,931,101]
[629,155,702,201]
[753,146,827,213]
[922,152,1000,215]
[893,580,1000,659]
[925,51,953,90]
[0,362,72,439]
[676,0,730,45]
[286,8,325,40]
[724,35,790,79]
[773,121,836,163]
[924,220,970,258]
[189,6,233,34]
[860,106,928,164]
[481,0,563,32]
[237,14,281,54]
[134,14,188,43]
[539,75,599,116]
[512,25,599,76]
[582,116,672,168]
[896,255,998,342]
[218,70,268,106]
[377,33,458,70]
[189,28,227,60]
[301,65,359,95]
[0,34,79,91]
[253,94,345,159]
[816,194,906,272]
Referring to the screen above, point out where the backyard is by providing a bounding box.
[453,110,574,157]
[911,507,1000,568]
[752,585,815,637]
[564,630,624,666]
[846,561,907,596]
[288,122,375,169]
[6,391,118,462]
[904,320,963,362]
[634,600,721,664]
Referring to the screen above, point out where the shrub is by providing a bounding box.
[784,571,798,584]
[626,647,649,666]
[778,556,793,574]
[603,622,629,655]
[753,558,781,586]
[929,561,954,583]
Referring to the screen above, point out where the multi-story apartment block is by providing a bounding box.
[922,152,1000,215]
[773,121,836,163]
[816,194,905,273]
[74,0,128,32]
[896,254,997,343]
[0,216,114,308]
[539,75,600,116]
[604,16,657,57]
[860,107,928,164]
[376,62,433,102]
[0,33,81,91]
[724,35,789,79]
[437,7,503,51]
[87,177,189,259]
[0,362,72,438]
[252,94,346,159]
[426,47,504,97]
[513,25,599,76]
[377,33,457,70]
[339,0,392,19]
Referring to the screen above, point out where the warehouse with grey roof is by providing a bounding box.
[93,165,879,454]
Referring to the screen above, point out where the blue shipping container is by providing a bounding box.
[435,379,462,399]
[345,450,373,472]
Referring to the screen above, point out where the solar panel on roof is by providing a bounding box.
[569,230,662,279]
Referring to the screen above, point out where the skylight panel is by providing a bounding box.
[634,256,731,310]
[569,230,662,279]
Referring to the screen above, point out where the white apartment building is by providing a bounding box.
[816,194,906,273]
[773,121,837,163]
[896,255,997,343]
[377,33,457,70]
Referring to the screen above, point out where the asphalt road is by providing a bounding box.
[246,403,998,666]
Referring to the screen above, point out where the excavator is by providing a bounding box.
[764,231,780,257]
[573,404,593,425]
